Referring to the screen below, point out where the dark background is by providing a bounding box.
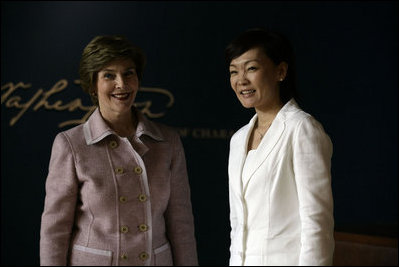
[1,1,397,265]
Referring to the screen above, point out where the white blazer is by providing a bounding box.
[228,99,334,266]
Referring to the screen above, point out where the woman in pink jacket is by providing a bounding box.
[40,35,198,266]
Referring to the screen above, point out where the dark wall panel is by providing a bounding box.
[1,1,397,265]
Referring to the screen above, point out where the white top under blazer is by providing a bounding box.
[228,99,334,266]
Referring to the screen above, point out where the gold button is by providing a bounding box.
[109,140,118,149]
[121,226,129,233]
[134,166,142,174]
[139,252,148,261]
[138,194,147,202]
[119,196,127,203]
[138,224,148,232]
[115,167,124,174]
[121,253,128,260]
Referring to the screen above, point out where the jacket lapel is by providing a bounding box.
[242,115,285,194]
[84,108,114,145]
[135,109,164,157]
[233,98,300,196]
[229,121,253,198]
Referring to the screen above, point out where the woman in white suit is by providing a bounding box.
[225,28,334,266]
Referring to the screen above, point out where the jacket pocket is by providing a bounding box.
[262,235,300,265]
[153,242,173,266]
[69,244,113,266]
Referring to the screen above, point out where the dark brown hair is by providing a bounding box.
[79,35,146,105]
[225,28,297,104]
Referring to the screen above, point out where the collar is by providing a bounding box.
[248,98,300,127]
[273,98,300,122]
[83,107,164,145]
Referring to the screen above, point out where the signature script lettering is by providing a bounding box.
[1,79,175,127]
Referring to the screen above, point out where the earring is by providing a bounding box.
[280,78,284,81]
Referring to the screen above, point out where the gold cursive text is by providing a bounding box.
[1,79,175,128]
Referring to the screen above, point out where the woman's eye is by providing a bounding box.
[125,70,136,77]
[104,73,114,79]
[229,70,237,76]
[248,66,257,71]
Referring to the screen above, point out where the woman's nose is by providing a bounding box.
[115,75,126,89]
[237,73,248,85]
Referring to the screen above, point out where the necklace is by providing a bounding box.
[255,122,272,139]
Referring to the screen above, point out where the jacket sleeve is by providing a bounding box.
[40,132,78,266]
[228,134,238,254]
[164,132,198,266]
[292,116,335,265]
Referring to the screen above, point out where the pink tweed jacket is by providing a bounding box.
[40,108,198,266]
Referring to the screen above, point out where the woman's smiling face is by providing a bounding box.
[229,47,285,110]
[95,58,139,119]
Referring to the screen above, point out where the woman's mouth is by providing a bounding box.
[111,92,131,100]
[240,89,256,97]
